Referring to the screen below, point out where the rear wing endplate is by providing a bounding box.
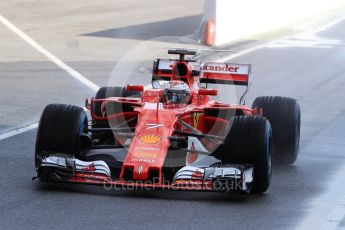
[152,59,174,81]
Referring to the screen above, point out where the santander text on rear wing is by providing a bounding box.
[201,63,251,86]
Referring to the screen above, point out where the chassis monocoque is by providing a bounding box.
[34,49,301,194]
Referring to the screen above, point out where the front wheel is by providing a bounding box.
[222,116,272,194]
[35,104,88,172]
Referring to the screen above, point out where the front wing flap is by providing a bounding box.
[172,165,253,192]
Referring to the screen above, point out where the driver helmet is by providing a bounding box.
[162,81,191,106]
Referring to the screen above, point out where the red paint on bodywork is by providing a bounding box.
[119,107,179,182]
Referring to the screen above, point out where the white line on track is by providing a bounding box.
[0,106,90,141]
[0,123,38,141]
[0,14,100,141]
[313,15,345,33]
[216,15,345,63]
[215,43,270,63]
[0,14,100,93]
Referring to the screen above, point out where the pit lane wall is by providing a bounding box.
[201,0,345,46]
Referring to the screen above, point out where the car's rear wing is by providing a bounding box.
[152,59,251,86]
[200,63,251,86]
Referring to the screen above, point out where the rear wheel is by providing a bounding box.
[92,86,139,129]
[93,87,123,129]
[35,104,88,172]
[252,96,300,164]
[222,116,272,194]
[92,86,139,145]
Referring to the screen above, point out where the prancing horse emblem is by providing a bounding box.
[138,165,143,175]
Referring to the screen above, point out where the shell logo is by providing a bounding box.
[138,135,162,144]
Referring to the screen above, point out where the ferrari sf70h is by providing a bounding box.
[34,49,301,194]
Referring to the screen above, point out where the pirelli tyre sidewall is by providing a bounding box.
[35,104,87,171]
[223,116,272,194]
[252,96,301,164]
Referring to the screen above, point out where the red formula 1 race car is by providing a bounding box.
[34,49,300,194]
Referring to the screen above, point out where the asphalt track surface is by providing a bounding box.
[1,1,345,230]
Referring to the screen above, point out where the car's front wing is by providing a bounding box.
[35,156,253,193]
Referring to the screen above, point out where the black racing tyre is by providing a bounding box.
[252,96,300,164]
[93,87,123,118]
[35,104,88,169]
[92,86,139,129]
[222,116,272,194]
